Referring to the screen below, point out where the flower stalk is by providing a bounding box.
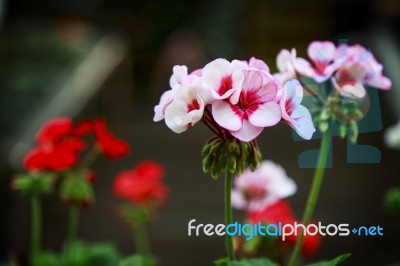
[288,123,332,266]
[134,222,151,256]
[67,203,79,245]
[31,195,42,266]
[225,171,235,261]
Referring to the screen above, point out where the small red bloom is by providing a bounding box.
[35,117,74,143]
[113,161,168,206]
[92,118,130,160]
[247,200,322,257]
[74,120,93,136]
[24,117,86,171]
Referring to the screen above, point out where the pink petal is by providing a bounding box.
[249,57,270,72]
[280,79,303,120]
[230,119,264,142]
[307,41,335,64]
[212,100,242,131]
[242,70,263,92]
[248,101,281,127]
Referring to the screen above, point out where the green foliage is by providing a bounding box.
[119,255,158,266]
[384,187,400,213]
[228,258,279,266]
[60,170,94,205]
[33,242,121,266]
[214,258,278,266]
[202,138,262,179]
[13,172,55,196]
[305,253,351,266]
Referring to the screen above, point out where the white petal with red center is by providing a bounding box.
[230,119,264,142]
[164,101,190,133]
[211,100,242,131]
[289,105,316,140]
[307,41,336,65]
[280,79,303,120]
[294,57,316,77]
[248,101,281,127]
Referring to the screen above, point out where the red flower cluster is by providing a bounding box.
[248,200,322,257]
[24,117,130,171]
[113,161,168,206]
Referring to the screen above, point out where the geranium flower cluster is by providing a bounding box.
[154,57,316,142]
[274,41,391,98]
[24,117,130,171]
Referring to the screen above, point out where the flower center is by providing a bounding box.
[187,99,200,112]
[218,75,233,95]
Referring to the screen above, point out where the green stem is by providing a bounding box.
[134,222,151,256]
[67,203,79,245]
[225,171,235,261]
[288,128,331,266]
[31,195,41,266]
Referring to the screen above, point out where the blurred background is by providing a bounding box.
[1,0,400,265]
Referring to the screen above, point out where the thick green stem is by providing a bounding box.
[134,222,151,256]
[31,195,42,266]
[67,203,79,245]
[288,128,331,266]
[225,171,235,261]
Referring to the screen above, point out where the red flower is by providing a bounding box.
[92,118,130,160]
[24,117,86,171]
[113,161,168,206]
[247,200,322,257]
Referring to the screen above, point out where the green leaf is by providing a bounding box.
[305,253,351,266]
[227,258,279,266]
[214,257,230,266]
[119,255,158,266]
[34,251,59,266]
[87,243,121,266]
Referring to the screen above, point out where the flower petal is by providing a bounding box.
[230,119,264,142]
[249,57,270,72]
[308,41,335,64]
[289,105,316,140]
[164,100,190,133]
[248,101,281,127]
[212,100,242,131]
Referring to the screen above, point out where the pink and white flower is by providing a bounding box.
[273,48,297,84]
[332,44,391,98]
[169,65,202,90]
[202,58,247,104]
[231,160,297,212]
[212,70,281,142]
[164,84,207,133]
[153,90,174,122]
[280,80,315,140]
[295,41,338,83]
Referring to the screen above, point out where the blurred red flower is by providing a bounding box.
[113,161,168,206]
[92,118,130,160]
[24,117,86,171]
[248,199,321,257]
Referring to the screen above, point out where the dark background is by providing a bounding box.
[0,0,400,265]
